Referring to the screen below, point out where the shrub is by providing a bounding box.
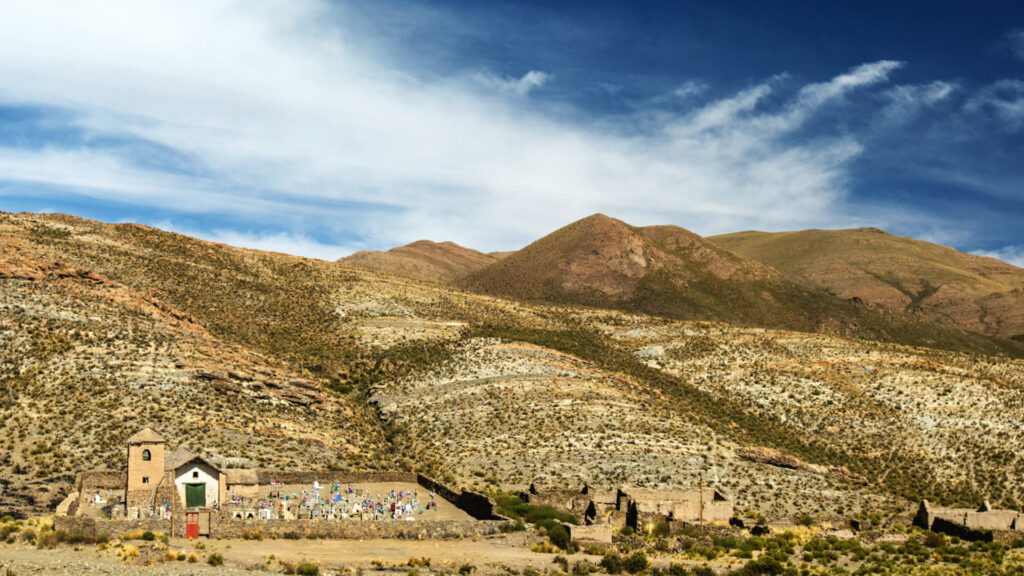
[600,552,623,574]
[922,531,946,548]
[459,564,476,575]
[502,521,527,533]
[623,551,648,574]
[651,522,671,538]
[549,524,571,550]
[296,561,319,576]
[141,530,156,541]
[733,556,785,575]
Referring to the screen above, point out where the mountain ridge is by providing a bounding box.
[458,213,1024,358]
[711,227,1024,340]
[339,239,502,284]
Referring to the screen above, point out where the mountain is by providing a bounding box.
[458,214,1024,357]
[339,240,502,284]
[711,228,1024,340]
[4,211,1024,521]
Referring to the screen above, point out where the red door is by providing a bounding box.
[186,513,200,539]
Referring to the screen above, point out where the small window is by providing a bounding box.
[142,449,151,461]
[192,471,199,479]
[142,476,149,484]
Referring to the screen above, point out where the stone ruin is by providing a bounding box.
[914,500,1024,541]
[521,482,735,543]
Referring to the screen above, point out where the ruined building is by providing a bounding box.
[914,500,1024,541]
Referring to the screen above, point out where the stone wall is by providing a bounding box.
[255,470,416,485]
[55,515,182,538]
[55,514,506,541]
[75,470,126,493]
[915,500,1024,538]
[417,474,504,521]
[214,518,505,540]
[522,489,587,511]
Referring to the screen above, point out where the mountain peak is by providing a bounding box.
[338,238,501,284]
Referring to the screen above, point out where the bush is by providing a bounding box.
[651,521,671,538]
[502,521,527,532]
[459,564,476,575]
[549,523,571,550]
[733,556,785,575]
[141,530,156,541]
[296,561,319,576]
[207,553,224,566]
[600,552,623,574]
[623,551,648,574]
[922,531,946,548]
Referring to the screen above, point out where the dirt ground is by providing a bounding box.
[0,535,622,575]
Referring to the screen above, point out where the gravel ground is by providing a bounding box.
[0,542,281,575]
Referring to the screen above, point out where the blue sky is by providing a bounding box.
[1,1,1023,265]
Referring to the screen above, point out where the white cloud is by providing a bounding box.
[882,80,956,121]
[149,220,357,261]
[972,245,1024,268]
[477,70,551,96]
[0,0,911,256]
[1007,28,1024,61]
[672,81,707,99]
[966,79,1024,130]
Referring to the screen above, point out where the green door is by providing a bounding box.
[185,484,206,508]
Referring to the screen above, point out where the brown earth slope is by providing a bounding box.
[4,211,1024,521]
[459,214,1024,357]
[711,228,1024,340]
[0,235,391,516]
[339,240,501,284]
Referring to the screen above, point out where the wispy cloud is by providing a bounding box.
[881,80,956,122]
[476,70,551,96]
[1006,28,1024,61]
[150,220,357,261]
[0,1,1007,258]
[966,79,1024,130]
[972,245,1024,268]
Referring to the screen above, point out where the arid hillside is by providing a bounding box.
[340,240,502,284]
[3,211,1024,523]
[459,214,1024,358]
[711,228,1024,340]
[0,235,391,516]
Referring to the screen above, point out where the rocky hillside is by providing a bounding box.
[459,214,1024,358]
[4,211,1024,522]
[711,228,1024,340]
[339,240,502,284]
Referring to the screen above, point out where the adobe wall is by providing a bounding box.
[565,523,613,544]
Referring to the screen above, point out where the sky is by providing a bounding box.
[1,1,1023,265]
